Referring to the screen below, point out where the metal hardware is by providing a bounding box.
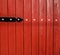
[33,19,36,21]
[48,19,50,21]
[0,17,23,22]
[25,19,29,21]
[55,19,58,21]
[41,19,43,21]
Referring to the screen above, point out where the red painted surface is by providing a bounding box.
[46,0,54,55]
[54,0,60,55]
[39,0,47,55]
[0,0,60,55]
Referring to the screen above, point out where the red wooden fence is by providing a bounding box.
[0,0,60,55]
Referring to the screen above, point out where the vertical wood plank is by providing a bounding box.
[46,0,54,55]
[24,0,32,55]
[54,0,60,55]
[7,0,16,55]
[58,0,60,48]
[15,0,24,55]
[58,0,60,55]
[32,0,39,55]
[39,0,47,55]
[0,0,8,55]
[0,0,3,55]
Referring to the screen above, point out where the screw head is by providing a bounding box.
[55,19,58,21]
[2,18,4,21]
[18,18,20,21]
[33,19,36,21]
[41,19,43,21]
[26,19,28,21]
[48,19,50,21]
[10,18,12,21]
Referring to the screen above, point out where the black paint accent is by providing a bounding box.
[0,17,23,22]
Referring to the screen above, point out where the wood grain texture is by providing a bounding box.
[46,0,54,55]
[0,0,60,55]
[39,0,47,55]
[24,0,32,55]
[7,0,16,55]
[32,0,39,55]
[15,0,24,55]
[0,0,8,55]
[54,0,60,55]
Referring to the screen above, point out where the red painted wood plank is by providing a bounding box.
[1,23,8,55]
[39,0,47,55]
[32,0,38,55]
[57,1,60,55]
[46,0,54,55]
[57,0,60,49]
[15,0,24,55]
[0,1,3,55]
[0,0,8,55]
[7,0,16,55]
[54,0,60,55]
[24,0,32,55]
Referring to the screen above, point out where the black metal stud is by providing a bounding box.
[17,17,23,22]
